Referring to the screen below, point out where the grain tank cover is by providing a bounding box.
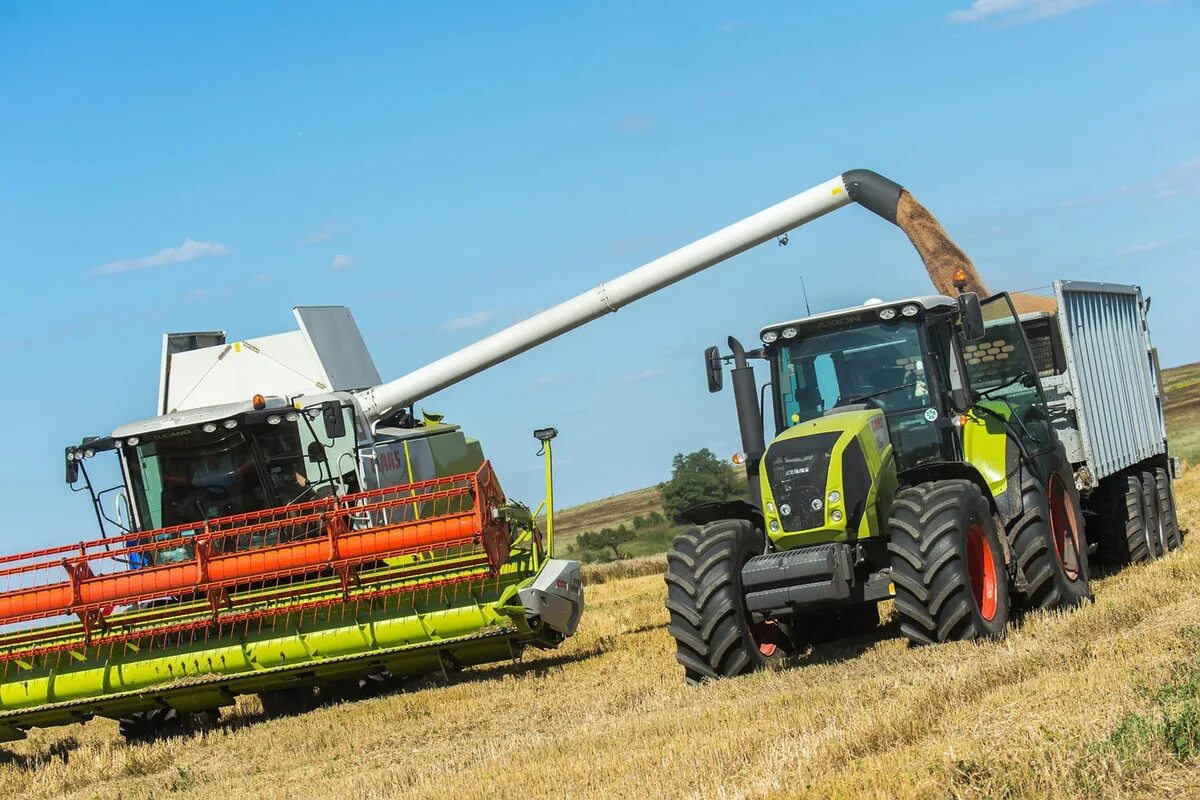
[1053,280,1166,480]
[159,306,382,413]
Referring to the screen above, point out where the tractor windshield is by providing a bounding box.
[774,319,947,469]
[775,320,930,424]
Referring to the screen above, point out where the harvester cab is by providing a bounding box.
[0,306,582,744]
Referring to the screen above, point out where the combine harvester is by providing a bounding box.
[0,309,583,742]
[0,167,1176,740]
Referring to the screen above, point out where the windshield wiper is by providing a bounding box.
[978,370,1033,399]
[843,380,919,406]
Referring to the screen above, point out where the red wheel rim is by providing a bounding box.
[751,619,783,657]
[1048,474,1081,580]
[966,522,998,621]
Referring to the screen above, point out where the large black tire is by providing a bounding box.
[1156,467,1182,551]
[259,686,318,718]
[1141,470,1168,558]
[888,480,1010,645]
[664,519,789,683]
[119,707,219,742]
[1009,454,1091,611]
[1092,474,1153,564]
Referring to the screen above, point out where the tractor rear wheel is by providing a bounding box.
[1092,474,1153,564]
[1155,467,1182,551]
[888,480,1009,645]
[1009,453,1090,611]
[665,519,790,683]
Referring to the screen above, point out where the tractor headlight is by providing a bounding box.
[779,503,791,516]
[202,423,218,433]
[266,415,282,426]
[781,326,798,339]
[285,412,300,422]
[769,520,780,533]
[828,490,840,503]
[879,307,897,320]
[811,498,823,511]
[831,509,844,522]
[126,436,140,446]
[762,331,779,343]
[901,304,919,317]
[222,419,238,430]
[766,502,776,515]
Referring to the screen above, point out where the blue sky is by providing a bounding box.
[2,1,1198,548]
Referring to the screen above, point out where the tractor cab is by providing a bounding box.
[762,295,961,474]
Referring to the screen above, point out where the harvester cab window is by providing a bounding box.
[964,294,1054,455]
[130,433,265,532]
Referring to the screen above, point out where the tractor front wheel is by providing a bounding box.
[888,480,1010,645]
[665,519,790,683]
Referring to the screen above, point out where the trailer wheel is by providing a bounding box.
[1155,467,1182,551]
[1092,474,1154,564]
[665,519,790,683]
[888,480,1009,645]
[1009,455,1090,611]
[1142,470,1167,558]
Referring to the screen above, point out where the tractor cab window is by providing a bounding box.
[963,294,1054,454]
[774,319,944,468]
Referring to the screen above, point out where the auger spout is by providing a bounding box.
[355,169,983,424]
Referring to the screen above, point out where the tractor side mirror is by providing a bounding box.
[322,401,347,439]
[65,449,79,485]
[704,346,724,393]
[958,292,986,342]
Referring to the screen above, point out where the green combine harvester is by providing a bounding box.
[0,307,582,742]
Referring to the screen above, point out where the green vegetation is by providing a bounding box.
[660,448,746,519]
[568,448,746,564]
[1164,361,1200,465]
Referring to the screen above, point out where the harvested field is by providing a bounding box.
[0,364,1197,799]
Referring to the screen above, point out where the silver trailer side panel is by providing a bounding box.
[1054,280,1166,481]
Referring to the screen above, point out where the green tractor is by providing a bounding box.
[666,289,1093,680]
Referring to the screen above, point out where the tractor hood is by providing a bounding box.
[759,408,896,550]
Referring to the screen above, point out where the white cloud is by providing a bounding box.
[93,238,230,275]
[331,254,358,271]
[438,310,494,333]
[1060,158,1200,209]
[304,229,334,244]
[948,0,1100,24]
[1119,241,1162,256]
[616,367,664,384]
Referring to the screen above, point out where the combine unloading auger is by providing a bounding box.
[1,169,996,743]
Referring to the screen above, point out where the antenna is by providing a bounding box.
[800,275,812,316]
